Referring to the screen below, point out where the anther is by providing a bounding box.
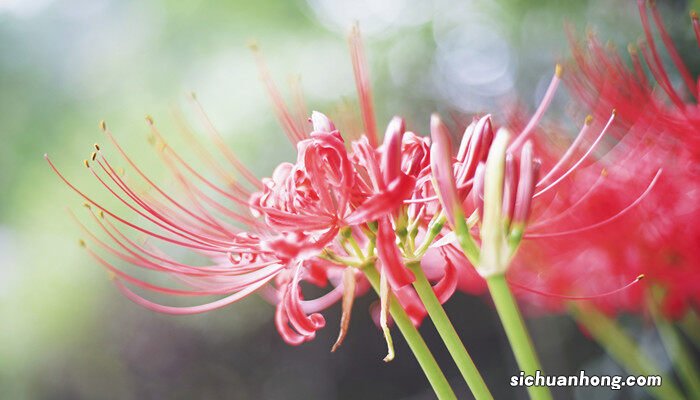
[555,63,563,78]
[78,239,86,247]
[584,115,593,125]
[247,40,260,52]
[83,159,90,168]
[145,115,154,125]
[99,120,106,131]
[91,152,97,161]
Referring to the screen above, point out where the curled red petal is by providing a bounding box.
[431,248,459,304]
[344,173,416,225]
[376,217,415,289]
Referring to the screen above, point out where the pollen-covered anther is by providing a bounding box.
[94,143,100,151]
[90,152,97,161]
[83,159,90,168]
[555,63,563,77]
[584,115,593,125]
[636,274,645,281]
[78,239,86,247]
[98,120,106,131]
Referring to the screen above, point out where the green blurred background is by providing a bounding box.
[0,0,697,398]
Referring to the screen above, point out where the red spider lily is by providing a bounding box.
[46,26,466,353]
[537,0,700,317]
[428,65,660,301]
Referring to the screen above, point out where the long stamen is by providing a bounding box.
[627,43,652,89]
[171,108,246,194]
[98,153,239,239]
[348,23,378,148]
[508,274,645,300]
[46,155,226,252]
[188,94,263,189]
[113,272,274,315]
[99,121,240,229]
[78,210,242,276]
[535,111,616,198]
[528,169,662,238]
[144,125,259,228]
[100,214,275,276]
[96,151,238,242]
[649,1,697,99]
[509,64,562,151]
[692,11,700,48]
[528,169,607,229]
[94,149,236,242]
[637,0,687,108]
[288,74,310,136]
[249,43,307,143]
[88,158,231,247]
[537,115,593,185]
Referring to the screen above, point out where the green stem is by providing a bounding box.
[486,274,552,400]
[679,311,700,350]
[571,305,686,400]
[414,213,446,257]
[649,296,700,399]
[408,263,494,400]
[362,265,457,400]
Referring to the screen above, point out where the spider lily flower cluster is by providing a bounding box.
[45,21,664,400]
[430,106,659,282]
[525,0,700,319]
[45,28,460,355]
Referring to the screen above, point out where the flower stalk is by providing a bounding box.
[571,304,686,400]
[362,264,457,400]
[407,261,494,400]
[487,274,552,400]
[478,129,551,399]
[679,311,700,350]
[648,290,700,399]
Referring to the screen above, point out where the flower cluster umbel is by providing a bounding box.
[47,26,656,355]
[506,0,700,317]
